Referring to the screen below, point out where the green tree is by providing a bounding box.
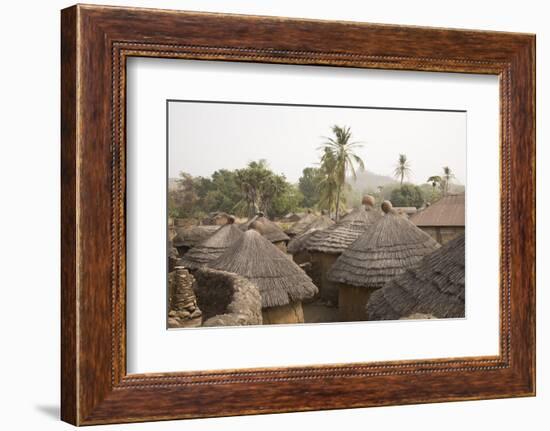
[234,160,298,218]
[393,154,412,186]
[169,172,200,218]
[427,175,442,202]
[194,169,242,215]
[271,184,304,218]
[390,184,424,208]
[298,167,324,208]
[319,125,365,221]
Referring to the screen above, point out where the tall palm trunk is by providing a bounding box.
[335,185,342,222]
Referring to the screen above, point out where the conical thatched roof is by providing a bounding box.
[180,220,244,270]
[287,228,320,255]
[240,213,290,243]
[367,234,465,320]
[286,211,334,237]
[208,229,318,308]
[304,198,381,255]
[173,225,220,248]
[328,201,440,288]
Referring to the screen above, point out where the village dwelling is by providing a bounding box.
[286,210,334,238]
[180,216,243,270]
[201,211,233,226]
[207,228,318,324]
[193,267,263,327]
[304,195,381,304]
[410,193,465,244]
[172,225,220,256]
[328,201,440,322]
[240,212,290,252]
[287,227,322,266]
[282,212,302,223]
[393,206,417,218]
[367,234,465,320]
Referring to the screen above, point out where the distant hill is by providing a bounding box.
[349,170,398,193]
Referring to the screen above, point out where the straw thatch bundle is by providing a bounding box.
[367,234,465,320]
[328,201,440,289]
[180,218,243,270]
[240,212,290,244]
[305,196,381,255]
[207,229,318,308]
[173,225,220,249]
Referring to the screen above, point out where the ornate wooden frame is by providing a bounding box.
[61,4,536,425]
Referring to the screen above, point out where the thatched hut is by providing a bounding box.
[367,234,465,320]
[207,228,318,324]
[201,211,233,226]
[282,212,302,223]
[287,210,334,238]
[328,200,440,321]
[410,194,465,244]
[172,225,220,256]
[304,195,381,304]
[287,228,321,266]
[180,217,243,270]
[194,268,263,327]
[240,212,290,252]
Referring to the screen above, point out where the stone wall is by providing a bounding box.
[194,268,262,327]
[167,267,202,328]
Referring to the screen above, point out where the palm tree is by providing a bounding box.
[427,175,442,201]
[318,148,337,218]
[319,125,365,221]
[393,154,412,186]
[442,166,455,196]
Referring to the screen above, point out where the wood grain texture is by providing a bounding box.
[60,4,536,425]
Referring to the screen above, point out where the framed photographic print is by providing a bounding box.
[61,4,536,425]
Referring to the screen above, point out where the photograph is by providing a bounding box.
[167,100,466,328]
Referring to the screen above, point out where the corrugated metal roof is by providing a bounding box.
[410,194,465,227]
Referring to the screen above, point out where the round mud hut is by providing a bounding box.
[194,267,263,327]
[180,217,243,270]
[304,195,381,304]
[240,212,290,252]
[367,233,465,320]
[328,200,440,322]
[207,228,318,324]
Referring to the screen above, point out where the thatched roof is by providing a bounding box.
[287,211,335,237]
[287,228,320,255]
[172,225,220,248]
[328,201,440,288]
[207,229,318,308]
[305,198,381,255]
[410,194,465,227]
[240,213,290,243]
[367,234,465,320]
[180,221,244,270]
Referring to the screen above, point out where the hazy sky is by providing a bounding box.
[168,101,466,185]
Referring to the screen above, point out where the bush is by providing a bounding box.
[390,184,424,208]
